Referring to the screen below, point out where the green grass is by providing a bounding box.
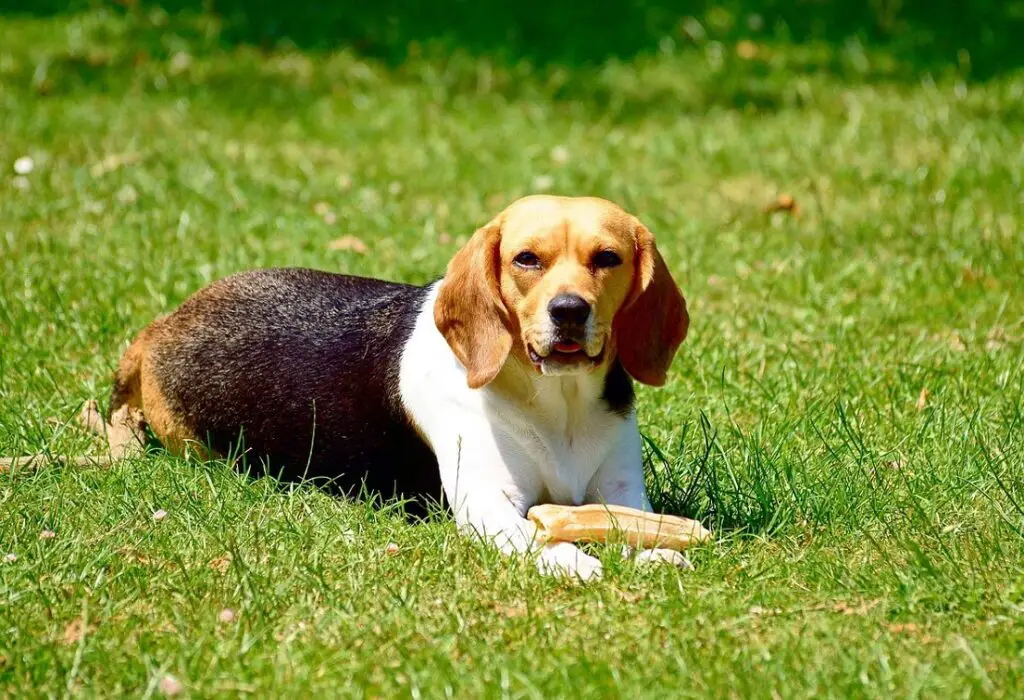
[2,5,1024,698]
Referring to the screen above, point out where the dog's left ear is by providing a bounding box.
[434,216,513,389]
[613,220,689,386]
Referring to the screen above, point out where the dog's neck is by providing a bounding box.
[489,354,610,425]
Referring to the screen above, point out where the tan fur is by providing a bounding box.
[101,280,243,461]
[110,326,149,411]
[137,357,207,458]
[112,324,208,459]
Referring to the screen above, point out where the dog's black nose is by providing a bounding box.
[548,294,591,326]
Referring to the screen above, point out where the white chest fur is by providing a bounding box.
[481,368,622,505]
[398,283,636,514]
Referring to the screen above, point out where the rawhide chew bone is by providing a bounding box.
[527,504,711,551]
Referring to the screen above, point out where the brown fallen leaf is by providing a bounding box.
[159,675,184,697]
[916,387,929,411]
[886,622,937,642]
[888,622,918,634]
[615,589,646,604]
[209,555,232,573]
[736,40,759,59]
[493,603,527,618]
[763,193,801,216]
[119,546,152,565]
[986,326,1010,351]
[327,235,368,254]
[90,153,141,178]
[834,599,880,616]
[86,50,113,68]
[63,618,93,645]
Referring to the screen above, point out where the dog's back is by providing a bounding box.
[111,268,442,505]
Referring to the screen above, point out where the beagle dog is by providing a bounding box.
[109,195,689,579]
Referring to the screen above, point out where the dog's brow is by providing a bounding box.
[507,226,563,249]
[597,210,631,238]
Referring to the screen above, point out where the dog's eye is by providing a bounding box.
[592,250,622,269]
[513,251,541,269]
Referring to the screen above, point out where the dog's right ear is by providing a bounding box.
[434,216,513,388]
[613,220,689,386]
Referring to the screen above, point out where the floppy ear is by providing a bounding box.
[434,217,513,389]
[613,221,689,386]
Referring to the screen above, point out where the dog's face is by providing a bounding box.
[498,196,636,376]
[435,195,689,389]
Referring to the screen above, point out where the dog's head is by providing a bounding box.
[435,195,688,389]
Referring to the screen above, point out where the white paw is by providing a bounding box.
[634,548,693,570]
[536,542,603,581]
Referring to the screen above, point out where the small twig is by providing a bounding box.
[0,454,112,472]
[0,398,144,473]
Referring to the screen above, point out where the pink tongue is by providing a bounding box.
[554,341,582,353]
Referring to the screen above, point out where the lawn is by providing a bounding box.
[2,3,1023,697]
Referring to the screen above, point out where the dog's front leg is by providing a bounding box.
[586,418,692,570]
[455,493,604,581]
[435,432,603,581]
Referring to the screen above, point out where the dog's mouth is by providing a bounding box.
[528,340,604,369]
[553,340,582,353]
